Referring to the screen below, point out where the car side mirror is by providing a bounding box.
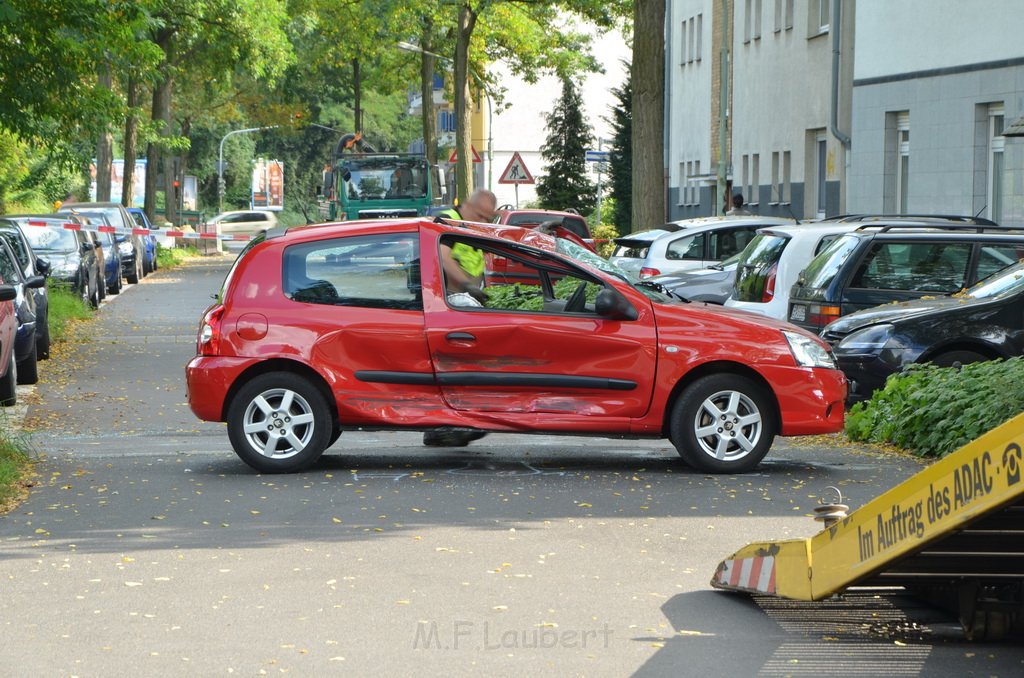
[24,275,45,290]
[35,259,51,276]
[0,285,15,302]
[595,287,638,321]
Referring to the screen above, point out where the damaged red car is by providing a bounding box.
[186,218,846,474]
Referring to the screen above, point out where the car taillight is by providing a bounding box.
[639,267,661,279]
[761,263,778,302]
[198,304,225,356]
[807,304,841,327]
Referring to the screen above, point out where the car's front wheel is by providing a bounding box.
[16,341,38,385]
[669,373,777,473]
[226,372,333,473]
[0,351,15,406]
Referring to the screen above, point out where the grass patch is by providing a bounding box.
[0,424,33,512]
[47,284,93,342]
[845,357,1024,458]
[157,245,202,269]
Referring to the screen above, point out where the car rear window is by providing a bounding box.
[732,233,789,302]
[849,241,972,292]
[800,234,862,290]
[612,239,652,259]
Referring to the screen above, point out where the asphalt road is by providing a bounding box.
[1,256,1021,677]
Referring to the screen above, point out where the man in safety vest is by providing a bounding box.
[424,189,497,447]
[436,189,497,307]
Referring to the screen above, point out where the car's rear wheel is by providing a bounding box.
[16,341,38,385]
[227,372,333,473]
[669,373,776,473]
[108,269,122,295]
[0,351,16,406]
[930,350,988,368]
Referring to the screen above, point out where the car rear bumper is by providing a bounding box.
[758,364,847,435]
[186,355,258,422]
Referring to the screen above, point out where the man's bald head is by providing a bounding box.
[461,189,497,222]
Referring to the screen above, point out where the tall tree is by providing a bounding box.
[536,78,596,214]
[608,67,632,235]
[631,0,665,232]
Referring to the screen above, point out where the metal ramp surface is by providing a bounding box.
[712,412,1024,638]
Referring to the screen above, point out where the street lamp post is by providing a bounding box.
[396,41,494,191]
[218,125,278,214]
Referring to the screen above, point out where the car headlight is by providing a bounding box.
[835,324,894,352]
[118,242,134,256]
[782,330,836,369]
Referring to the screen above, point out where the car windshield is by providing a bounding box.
[801,234,862,289]
[555,237,675,303]
[22,225,78,252]
[964,262,1024,299]
[732,234,789,302]
[342,157,429,201]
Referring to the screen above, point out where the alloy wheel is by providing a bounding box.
[692,390,763,462]
[241,387,316,460]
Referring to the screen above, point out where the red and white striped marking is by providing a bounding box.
[713,555,776,594]
[21,219,251,243]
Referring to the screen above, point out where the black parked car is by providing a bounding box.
[0,220,51,359]
[15,217,102,308]
[825,262,1024,402]
[0,239,45,384]
[788,217,1024,332]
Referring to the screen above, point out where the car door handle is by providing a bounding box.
[446,332,476,342]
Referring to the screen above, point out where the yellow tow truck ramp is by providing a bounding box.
[712,412,1024,639]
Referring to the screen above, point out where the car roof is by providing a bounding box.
[613,228,675,244]
[499,209,584,219]
[62,201,123,209]
[667,215,796,229]
[757,222,861,238]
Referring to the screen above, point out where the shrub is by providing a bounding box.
[0,421,33,509]
[845,357,1024,458]
[484,278,601,312]
[591,223,619,258]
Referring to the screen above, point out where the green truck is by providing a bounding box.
[323,133,433,221]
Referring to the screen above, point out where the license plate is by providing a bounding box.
[789,305,806,322]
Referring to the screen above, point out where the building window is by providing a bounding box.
[741,155,750,205]
[785,0,794,29]
[754,0,762,40]
[896,114,910,214]
[743,0,752,43]
[751,154,760,205]
[688,17,696,62]
[680,20,687,66]
[771,151,780,203]
[782,151,791,203]
[815,134,828,216]
[989,105,1005,223]
[695,14,703,61]
[773,0,782,32]
[809,0,829,35]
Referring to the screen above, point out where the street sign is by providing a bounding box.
[585,150,610,163]
[498,152,535,185]
[448,145,482,164]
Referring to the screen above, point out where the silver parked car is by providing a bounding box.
[611,216,795,280]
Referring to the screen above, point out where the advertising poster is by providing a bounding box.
[251,158,284,211]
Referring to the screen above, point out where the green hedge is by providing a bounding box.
[845,357,1024,458]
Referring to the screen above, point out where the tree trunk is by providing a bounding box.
[161,39,177,227]
[420,20,440,202]
[121,76,138,208]
[353,59,362,132]
[631,0,666,233]
[145,30,173,222]
[95,63,113,202]
[454,3,478,204]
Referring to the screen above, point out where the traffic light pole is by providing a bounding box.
[218,126,278,214]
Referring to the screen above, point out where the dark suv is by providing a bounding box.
[787,216,1024,332]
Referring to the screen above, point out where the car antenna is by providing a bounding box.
[973,204,987,219]
[773,185,800,224]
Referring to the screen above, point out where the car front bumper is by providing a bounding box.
[835,352,908,403]
[757,364,848,436]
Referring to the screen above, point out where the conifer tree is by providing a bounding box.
[536,78,596,214]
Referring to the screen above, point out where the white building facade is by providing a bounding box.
[665,0,853,222]
[847,0,1024,225]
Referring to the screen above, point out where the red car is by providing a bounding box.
[0,282,17,405]
[186,218,846,474]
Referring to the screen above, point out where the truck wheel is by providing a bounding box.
[669,373,776,473]
[0,351,16,406]
[227,372,333,473]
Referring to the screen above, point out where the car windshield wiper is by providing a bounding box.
[709,263,724,271]
[636,279,690,302]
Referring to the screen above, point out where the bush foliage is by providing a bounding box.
[845,357,1024,458]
